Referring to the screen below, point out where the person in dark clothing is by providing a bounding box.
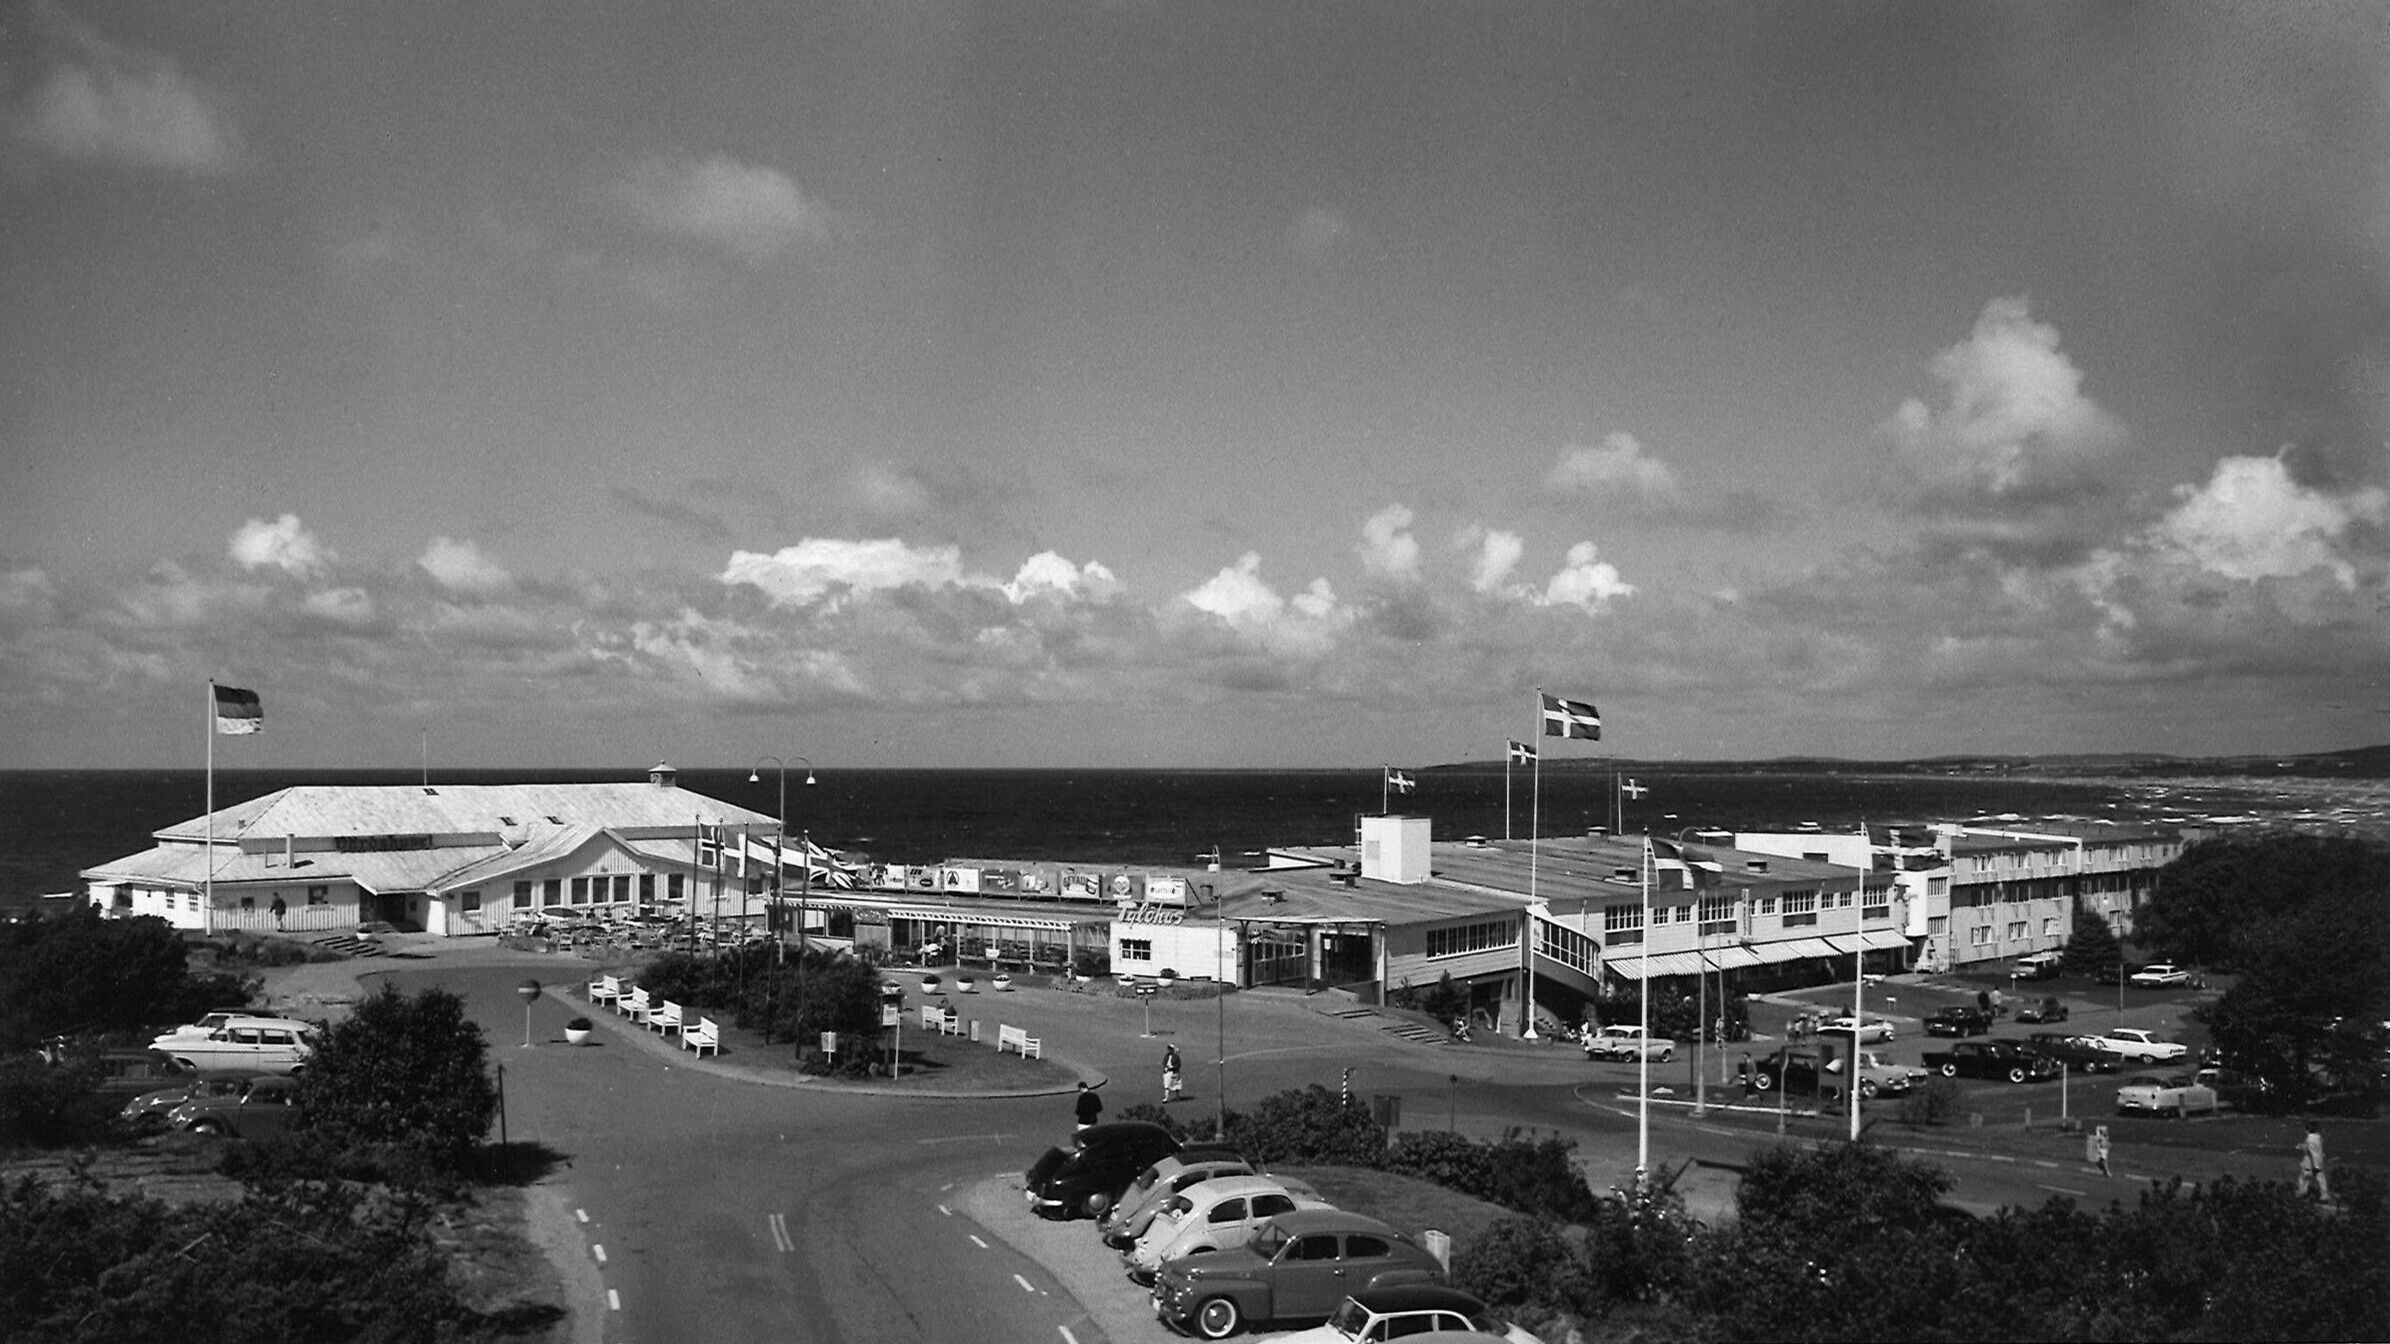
[1074,1079,1105,1130]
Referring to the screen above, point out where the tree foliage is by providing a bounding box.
[0,906,256,1052]
[292,984,495,1176]
[633,945,884,1049]
[2060,902,2122,977]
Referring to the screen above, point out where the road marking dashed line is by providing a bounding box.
[1015,1273,1037,1293]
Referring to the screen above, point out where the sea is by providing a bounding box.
[0,764,2185,917]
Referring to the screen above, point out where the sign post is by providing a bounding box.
[1137,982,1157,1038]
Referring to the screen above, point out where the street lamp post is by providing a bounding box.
[751,756,815,1045]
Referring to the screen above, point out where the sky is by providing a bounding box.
[3,2,2388,771]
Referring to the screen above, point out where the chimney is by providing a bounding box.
[649,761,678,789]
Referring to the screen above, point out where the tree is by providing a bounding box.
[0,906,255,1052]
[2142,833,2390,969]
[292,984,496,1174]
[2059,903,2122,979]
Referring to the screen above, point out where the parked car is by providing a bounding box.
[168,1074,303,1138]
[1921,1039,2063,1084]
[147,1016,318,1075]
[2014,951,2064,980]
[149,1008,267,1042]
[1827,1048,1928,1099]
[2090,1028,2189,1063]
[2130,964,2193,988]
[1123,1174,1327,1282]
[1024,1122,1183,1221]
[1816,1015,1895,1044]
[1582,1025,1673,1063]
[1149,1209,1445,1339]
[86,1049,192,1098]
[1924,1006,1993,1038]
[2116,1072,2219,1117]
[2194,1065,2274,1110]
[120,1072,264,1132]
[1270,1284,1545,1343]
[1101,1151,1254,1250]
[1740,1046,1861,1101]
[2025,1033,2126,1073]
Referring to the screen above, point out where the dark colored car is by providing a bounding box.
[168,1074,303,1137]
[2026,1032,2126,1073]
[1923,1039,2064,1083]
[1150,1208,1445,1339]
[2014,998,2069,1024]
[88,1049,193,1099]
[1925,1006,1993,1038]
[120,1071,265,1132]
[1024,1121,1183,1220]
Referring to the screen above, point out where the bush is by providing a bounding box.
[1896,1075,1961,1126]
[1386,1129,1601,1224]
[293,984,495,1178]
[1453,1214,1579,1312]
[0,1056,123,1149]
[1230,1084,1387,1167]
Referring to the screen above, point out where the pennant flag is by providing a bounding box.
[1539,692,1601,739]
[212,684,262,735]
[1507,739,1537,765]
[1386,768,1416,794]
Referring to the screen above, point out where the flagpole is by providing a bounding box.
[1523,693,1542,1041]
[1638,832,1651,1187]
[204,681,215,927]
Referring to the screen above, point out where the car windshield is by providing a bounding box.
[1250,1224,1289,1259]
[1325,1298,1371,1334]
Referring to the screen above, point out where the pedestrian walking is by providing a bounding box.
[1074,1079,1106,1130]
[1161,1044,1183,1103]
[271,895,287,931]
[2090,1124,2112,1178]
[2297,1121,2330,1202]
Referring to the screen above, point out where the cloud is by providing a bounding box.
[1468,529,1525,593]
[2154,454,2387,587]
[1357,505,1421,581]
[229,515,333,579]
[13,11,247,174]
[1546,433,1684,504]
[1179,553,1350,656]
[1004,552,1121,604]
[1537,541,1635,612]
[612,154,833,262]
[418,537,514,595]
[1884,297,2125,505]
[721,538,967,608]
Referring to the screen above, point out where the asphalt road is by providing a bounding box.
[355,958,2295,1344]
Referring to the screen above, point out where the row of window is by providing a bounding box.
[1425,919,1519,959]
[508,873,685,909]
[1965,916,2065,946]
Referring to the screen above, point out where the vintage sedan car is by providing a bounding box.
[1100,1151,1254,1249]
[147,1016,318,1075]
[1123,1174,1327,1282]
[1922,1039,2063,1084]
[1025,1122,1184,1221]
[2025,1033,2126,1073]
[1924,1006,1993,1038]
[2014,951,2064,980]
[1582,1025,1673,1063]
[1270,1284,1544,1343]
[2116,1072,2219,1117]
[2013,997,2069,1024]
[2195,1065,2274,1110]
[1816,1015,1895,1044]
[2091,1028,2190,1063]
[120,1071,264,1132]
[1150,1209,1444,1339]
[168,1074,303,1138]
[2129,963,2193,988]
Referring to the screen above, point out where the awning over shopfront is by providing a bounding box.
[1602,932,1891,980]
[1822,930,1912,954]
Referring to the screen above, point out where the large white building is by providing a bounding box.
[82,764,786,937]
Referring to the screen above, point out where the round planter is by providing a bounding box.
[921,976,940,993]
[992,974,1013,992]
[565,1028,593,1046]
[1157,973,1176,989]
[957,977,977,993]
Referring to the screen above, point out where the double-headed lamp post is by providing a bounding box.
[750,757,816,1046]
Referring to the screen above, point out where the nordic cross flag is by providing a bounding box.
[1539,692,1600,740]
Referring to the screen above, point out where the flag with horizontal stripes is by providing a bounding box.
[1507,739,1536,765]
[1539,692,1600,739]
[212,684,262,735]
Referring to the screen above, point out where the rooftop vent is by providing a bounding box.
[1745,859,1770,873]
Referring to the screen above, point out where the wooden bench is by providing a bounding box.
[937,1010,964,1036]
[588,974,622,1010]
[683,1017,720,1058]
[919,1004,944,1031]
[997,1024,1041,1059]
[648,999,684,1037]
[619,986,651,1022]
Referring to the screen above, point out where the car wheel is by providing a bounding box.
[189,1118,223,1135]
[1859,1080,1879,1099]
[1194,1296,1243,1339]
[1750,1071,1774,1091]
[2007,1067,2028,1084]
[1659,1048,1675,1064]
[1939,1062,1958,1077]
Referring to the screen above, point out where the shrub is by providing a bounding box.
[1453,1214,1579,1313]
[0,1056,123,1149]
[293,985,495,1177]
[1896,1075,1961,1126]
[1229,1084,1386,1167]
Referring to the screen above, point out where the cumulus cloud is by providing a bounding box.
[1004,552,1121,604]
[418,537,513,595]
[613,154,833,261]
[1180,553,1350,656]
[1546,434,1683,503]
[721,538,967,607]
[1468,529,1525,593]
[1537,542,1635,612]
[1885,297,2125,504]
[12,11,248,174]
[2154,454,2387,587]
[1357,505,1422,581]
[229,515,333,579]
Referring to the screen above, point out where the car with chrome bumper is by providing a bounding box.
[1151,1209,1443,1339]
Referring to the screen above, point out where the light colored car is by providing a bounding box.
[2130,963,2193,987]
[1123,1175,1327,1283]
[148,1016,318,1075]
[1271,1284,1545,1343]
[1818,1015,1895,1044]
[2092,1028,2189,1063]
[2116,1072,2219,1117]
[149,1009,273,1042]
[1582,1025,1673,1063]
[1100,1152,1255,1250]
[1826,1049,1926,1099]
